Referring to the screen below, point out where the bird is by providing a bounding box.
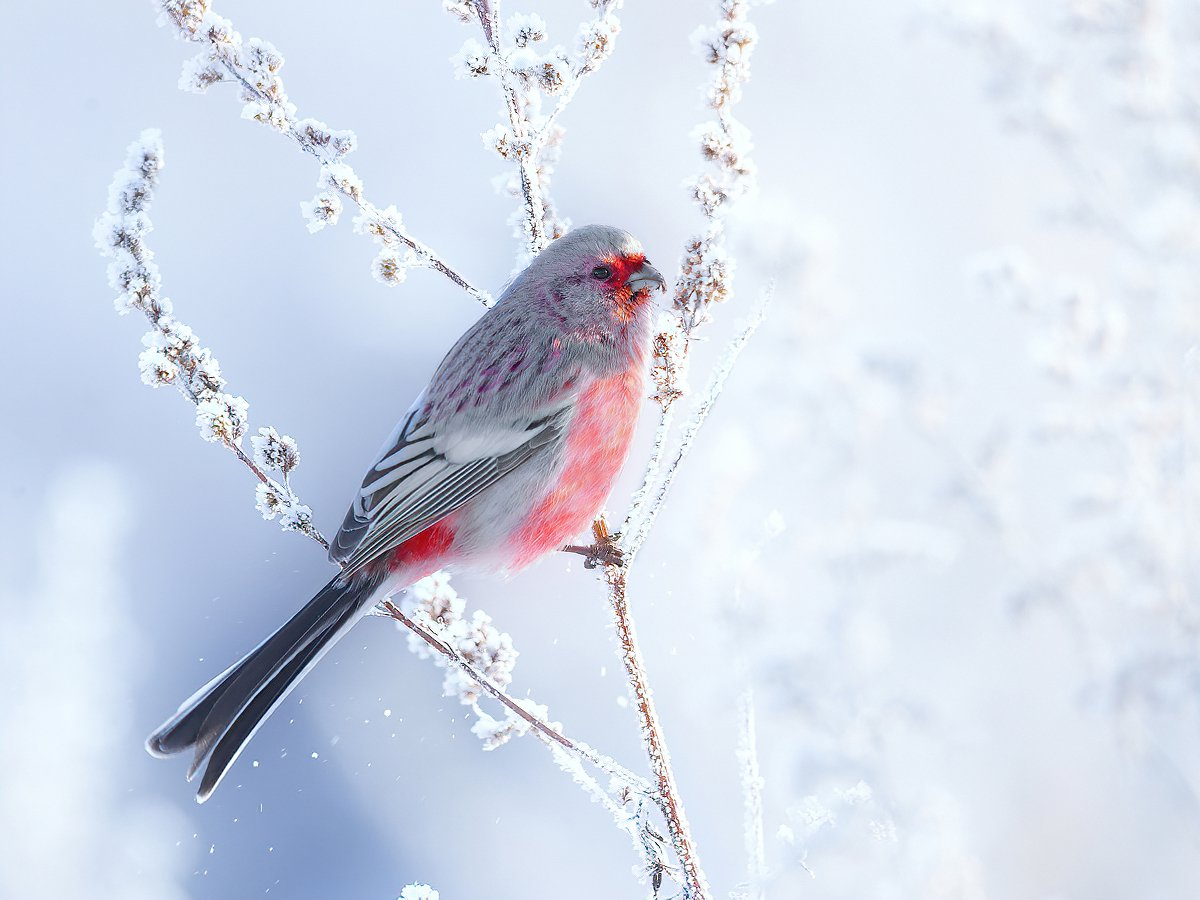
[146,224,666,802]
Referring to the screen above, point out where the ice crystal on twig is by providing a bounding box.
[732,690,766,900]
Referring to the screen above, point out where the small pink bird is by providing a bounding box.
[147,225,665,801]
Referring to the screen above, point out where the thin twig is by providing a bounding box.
[384,600,568,750]
[624,295,771,564]
[737,689,766,900]
[605,561,712,900]
[472,0,548,254]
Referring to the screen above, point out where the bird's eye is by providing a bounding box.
[591,265,612,280]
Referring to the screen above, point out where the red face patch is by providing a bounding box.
[598,252,648,322]
[602,252,646,287]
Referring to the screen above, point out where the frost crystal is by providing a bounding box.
[451,39,492,78]
[577,18,619,68]
[482,124,515,159]
[254,481,314,533]
[505,13,547,48]
[138,347,179,386]
[179,52,224,93]
[299,190,342,233]
[195,394,248,445]
[398,885,439,900]
[372,250,410,286]
[250,426,299,475]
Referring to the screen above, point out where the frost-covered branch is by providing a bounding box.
[672,0,758,339]
[379,586,649,797]
[604,559,711,900]
[733,690,766,900]
[94,129,323,547]
[447,0,623,263]
[624,296,770,563]
[155,0,489,302]
[622,0,761,554]
[586,5,763,897]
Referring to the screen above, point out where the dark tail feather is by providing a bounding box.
[146,571,382,802]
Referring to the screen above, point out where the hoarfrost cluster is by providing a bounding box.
[445,0,623,264]
[672,0,758,338]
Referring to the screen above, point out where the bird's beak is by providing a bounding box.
[628,261,667,296]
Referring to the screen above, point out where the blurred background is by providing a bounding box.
[2,0,1198,897]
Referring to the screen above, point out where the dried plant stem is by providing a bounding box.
[472,0,549,255]
[605,562,712,900]
[216,60,488,303]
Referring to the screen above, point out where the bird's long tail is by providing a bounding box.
[146,570,384,802]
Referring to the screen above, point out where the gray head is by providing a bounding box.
[500,224,666,334]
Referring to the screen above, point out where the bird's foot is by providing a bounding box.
[563,526,625,569]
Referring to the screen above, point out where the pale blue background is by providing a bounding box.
[2,2,1197,898]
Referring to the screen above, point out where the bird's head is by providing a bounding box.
[512,224,667,335]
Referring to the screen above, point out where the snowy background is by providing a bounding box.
[2,0,1199,897]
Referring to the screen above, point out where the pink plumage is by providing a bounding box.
[146,225,665,801]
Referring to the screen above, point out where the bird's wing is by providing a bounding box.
[329,398,573,574]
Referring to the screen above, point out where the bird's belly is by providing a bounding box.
[504,369,643,570]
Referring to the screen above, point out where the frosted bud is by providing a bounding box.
[452,39,492,78]
[195,394,249,444]
[251,426,300,475]
[482,125,515,158]
[372,249,409,286]
[138,348,179,387]
[505,13,547,48]
[577,18,619,66]
[179,53,224,92]
[300,190,342,233]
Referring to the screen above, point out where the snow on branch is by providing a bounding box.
[732,690,766,900]
[94,129,322,546]
[673,0,759,338]
[155,0,490,303]
[447,0,623,265]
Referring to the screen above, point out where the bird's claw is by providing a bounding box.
[563,531,625,569]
